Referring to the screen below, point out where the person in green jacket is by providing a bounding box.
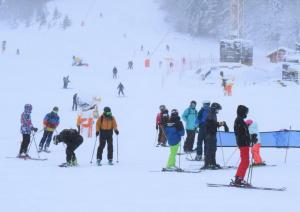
[182,100,198,152]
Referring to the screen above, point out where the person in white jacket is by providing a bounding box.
[245,119,265,166]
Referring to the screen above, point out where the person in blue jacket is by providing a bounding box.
[195,101,210,160]
[182,100,197,152]
[165,109,185,170]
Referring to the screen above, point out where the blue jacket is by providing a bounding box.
[195,106,209,127]
[165,118,185,146]
[182,107,197,130]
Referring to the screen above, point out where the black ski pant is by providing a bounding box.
[118,89,124,96]
[196,127,207,156]
[204,134,217,166]
[158,126,167,145]
[19,134,30,154]
[97,131,113,160]
[39,130,54,149]
[183,129,196,152]
[72,101,77,111]
[66,136,83,163]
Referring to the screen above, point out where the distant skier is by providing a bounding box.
[72,93,78,111]
[16,48,20,55]
[159,61,163,68]
[128,60,133,69]
[63,75,70,89]
[140,45,144,51]
[165,109,184,170]
[2,40,6,53]
[166,44,170,51]
[53,129,83,167]
[232,105,251,186]
[245,119,265,166]
[194,101,210,161]
[202,103,228,170]
[39,107,60,152]
[156,105,169,146]
[113,66,118,79]
[95,107,119,166]
[182,100,198,152]
[72,56,88,66]
[19,104,38,157]
[117,82,125,96]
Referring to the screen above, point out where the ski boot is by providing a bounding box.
[44,147,51,153]
[231,177,251,187]
[38,146,43,153]
[71,158,78,166]
[108,160,114,165]
[211,163,222,170]
[96,159,101,166]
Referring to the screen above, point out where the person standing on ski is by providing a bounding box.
[203,102,228,169]
[128,61,133,69]
[53,129,83,166]
[63,75,70,89]
[194,101,210,161]
[39,107,60,152]
[156,105,169,146]
[2,40,6,53]
[245,119,265,166]
[165,109,184,170]
[182,100,197,152]
[117,82,125,96]
[113,66,118,79]
[72,93,78,111]
[19,104,38,157]
[95,107,119,166]
[233,105,251,186]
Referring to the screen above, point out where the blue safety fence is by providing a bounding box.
[217,130,300,148]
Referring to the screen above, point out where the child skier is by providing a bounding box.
[53,129,83,167]
[245,119,265,166]
[19,104,38,157]
[39,107,60,152]
[232,105,251,186]
[155,105,169,146]
[95,107,119,166]
[165,109,184,170]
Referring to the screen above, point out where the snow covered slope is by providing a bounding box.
[0,0,299,211]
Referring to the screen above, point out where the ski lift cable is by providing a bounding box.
[149,30,171,58]
[82,0,97,23]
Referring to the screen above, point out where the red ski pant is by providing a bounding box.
[251,143,263,164]
[235,146,250,179]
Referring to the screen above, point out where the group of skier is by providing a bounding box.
[156,101,265,186]
[18,104,119,167]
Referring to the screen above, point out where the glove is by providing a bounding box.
[217,121,224,127]
[114,129,119,135]
[32,127,38,132]
[251,134,258,145]
[53,135,58,145]
[96,131,99,137]
[224,122,229,132]
[156,125,158,130]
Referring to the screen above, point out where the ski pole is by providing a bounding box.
[247,142,254,184]
[116,135,119,163]
[218,131,226,167]
[90,136,98,164]
[178,141,182,169]
[154,128,158,146]
[225,148,238,166]
[284,126,291,164]
[32,133,40,159]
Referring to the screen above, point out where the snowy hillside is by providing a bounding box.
[0,0,299,212]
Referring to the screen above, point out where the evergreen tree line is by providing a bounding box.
[160,0,300,48]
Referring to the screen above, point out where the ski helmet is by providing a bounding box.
[24,104,32,113]
[171,109,179,116]
[237,105,249,119]
[202,100,210,107]
[211,102,222,110]
[103,107,111,113]
[52,106,59,113]
[159,105,166,111]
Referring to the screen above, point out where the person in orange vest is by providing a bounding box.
[76,114,82,133]
[95,107,119,166]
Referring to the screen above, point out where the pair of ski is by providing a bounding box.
[38,150,51,153]
[6,156,47,161]
[207,182,286,191]
[151,168,201,173]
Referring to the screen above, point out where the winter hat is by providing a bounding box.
[52,106,59,113]
[171,109,179,117]
[190,100,197,105]
[237,105,249,119]
[104,107,111,113]
[245,119,253,126]
[159,105,166,111]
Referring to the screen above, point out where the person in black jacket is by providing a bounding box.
[202,102,228,170]
[53,129,83,167]
[232,105,252,186]
[72,93,78,111]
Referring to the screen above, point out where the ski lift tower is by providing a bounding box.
[220,0,253,66]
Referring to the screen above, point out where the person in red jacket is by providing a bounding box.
[232,105,251,186]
